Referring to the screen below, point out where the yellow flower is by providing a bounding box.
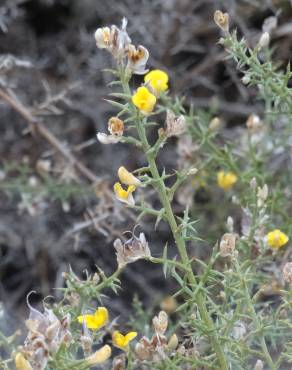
[266,229,289,249]
[86,345,111,365]
[114,183,136,206]
[217,171,237,190]
[118,166,141,186]
[132,86,156,114]
[77,307,108,330]
[112,330,137,351]
[15,353,33,370]
[144,69,169,94]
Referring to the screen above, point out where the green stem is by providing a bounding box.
[145,128,228,370]
[235,261,277,370]
[120,73,228,370]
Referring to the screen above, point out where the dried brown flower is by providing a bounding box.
[214,10,229,32]
[164,110,186,138]
[108,117,124,136]
[94,18,131,60]
[17,298,72,370]
[127,44,149,75]
[219,233,236,257]
[113,232,151,268]
[152,311,168,336]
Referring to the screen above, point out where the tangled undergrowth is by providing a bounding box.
[0,9,291,370]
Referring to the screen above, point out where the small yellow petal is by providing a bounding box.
[93,307,109,328]
[144,69,169,94]
[77,314,96,328]
[124,331,138,345]
[217,171,237,190]
[114,183,136,206]
[114,182,126,199]
[112,331,125,347]
[77,307,108,330]
[118,166,141,186]
[15,353,33,370]
[168,333,179,350]
[86,345,111,365]
[112,330,137,351]
[267,229,289,249]
[132,86,156,114]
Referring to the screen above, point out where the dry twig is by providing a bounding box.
[0,87,98,183]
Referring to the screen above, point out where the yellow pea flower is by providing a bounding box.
[144,69,169,94]
[114,183,136,206]
[86,345,111,365]
[15,353,33,370]
[132,86,156,114]
[266,229,289,249]
[112,330,137,351]
[217,170,237,190]
[118,166,141,186]
[77,307,108,330]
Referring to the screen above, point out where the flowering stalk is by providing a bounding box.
[119,70,228,370]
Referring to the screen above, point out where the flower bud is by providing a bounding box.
[86,345,111,365]
[226,216,234,233]
[254,359,264,370]
[152,311,168,335]
[214,10,229,32]
[262,16,277,33]
[242,75,250,84]
[36,159,51,177]
[246,114,261,131]
[187,167,198,176]
[15,353,33,370]
[250,177,257,190]
[257,184,268,207]
[209,117,221,131]
[118,166,141,186]
[160,296,177,314]
[258,32,270,49]
[219,233,236,257]
[167,334,179,350]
